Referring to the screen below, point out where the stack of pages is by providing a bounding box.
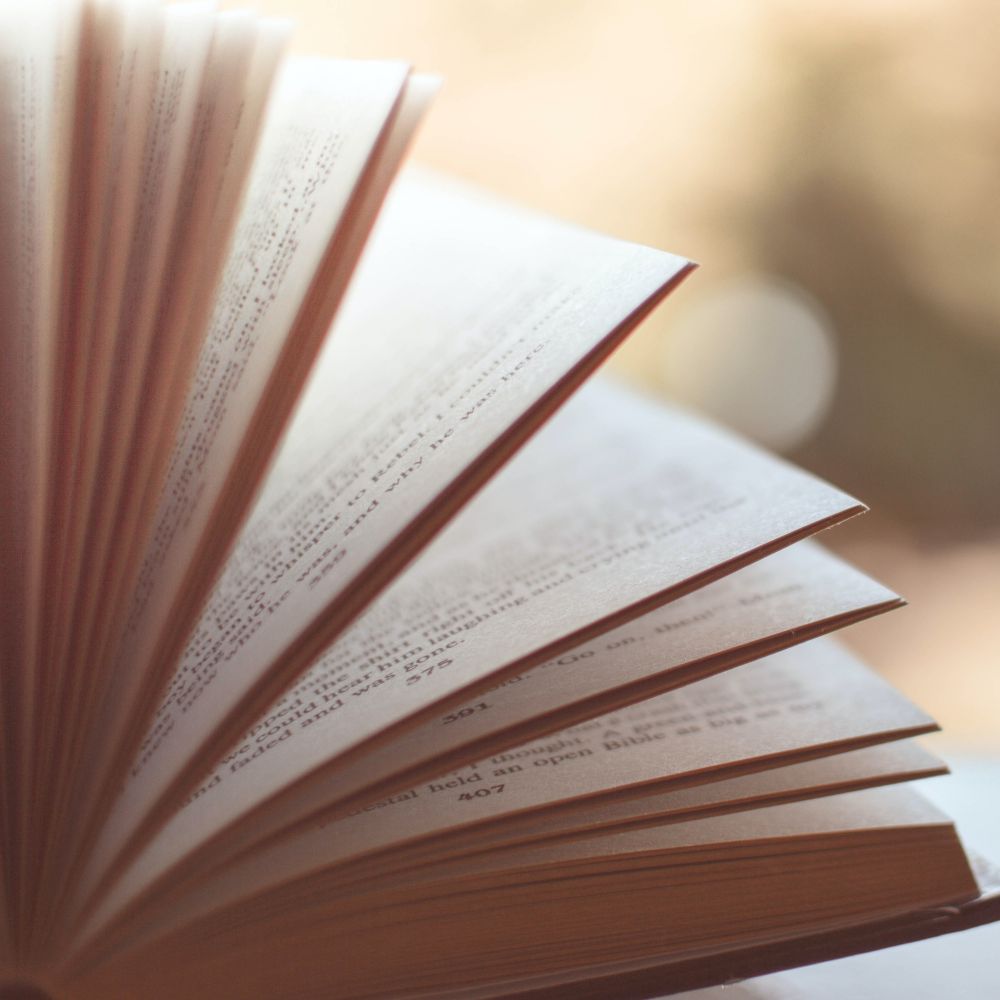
[0,2,996,997]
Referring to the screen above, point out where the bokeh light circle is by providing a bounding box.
[661,274,838,452]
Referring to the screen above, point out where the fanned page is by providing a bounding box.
[243,638,938,891]
[70,54,407,820]
[78,531,903,935]
[79,360,863,919]
[70,639,940,962]
[39,4,288,772]
[61,787,979,1000]
[46,54,425,910]
[0,0,77,895]
[32,3,292,906]
[73,173,697,910]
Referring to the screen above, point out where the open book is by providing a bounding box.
[1,3,996,997]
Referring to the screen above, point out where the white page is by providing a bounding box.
[94,368,861,910]
[73,9,289,684]
[110,55,412,719]
[63,0,293,848]
[263,539,898,812]
[153,379,864,797]
[387,743,944,868]
[0,0,79,910]
[142,637,938,930]
[117,537,899,904]
[357,783,955,886]
[63,57,414,859]
[72,780,963,993]
[80,175,696,898]
[72,742,942,968]
[37,0,219,848]
[282,652,937,881]
[40,0,170,716]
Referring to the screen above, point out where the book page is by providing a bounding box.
[34,0,265,873]
[82,636,934,946]
[66,0,216,659]
[65,57,415,863]
[92,365,859,904]
[54,10,290,763]
[264,540,898,811]
[433,784,957,878]
[113,56,412,690]
[39,16,299,929]
[66,791,974,1000]
[73,741,942,967]
[28,7,294,932]
[78,177,696,900]
[65,785,972,1000]
[372,743,943,872]
[113,537,899,904]
[81,537,911,939]
[70,788,975,990]
[269,648,939,884]
[0,0,79,918]
[39,0,171,748]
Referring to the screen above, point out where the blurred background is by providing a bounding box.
[231,0,999,749]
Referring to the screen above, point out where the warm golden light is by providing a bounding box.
[662,275,837,452]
